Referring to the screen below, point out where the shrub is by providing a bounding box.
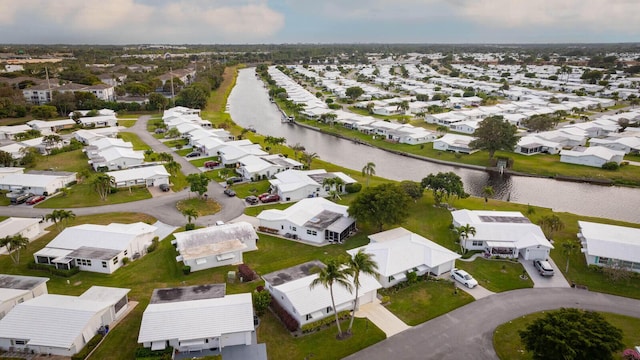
[345,183,362,193]
[134,346,174,360]
[238,263,257,282]
[146,237,159,253]
[271,297,300,332]
[602,162,620,170]
[185,223,196,231]
[27,262,80,277]
[182,265,191,275]
[71,334,103,360]
[122,257,130,265]
[300,311,351,334]
[406,271,418,284]
[252,290,271,316]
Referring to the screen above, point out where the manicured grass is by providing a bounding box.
[176,198,221,217]
[36,184,151,208]
[257,311,386,360]
[32,149,92,173]
[456,258,534,292]
[244,202,292,217]
[381,279,474,326]
[493,311,640,360]
[175,148,192,156]
[189,156,219,167]
[118,119,136,128]
[170,171,188,191]
[119,132,151,151]
[163,138,189,148]
[228,180,271,198]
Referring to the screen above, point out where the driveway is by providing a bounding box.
[521,258,571,288]
[354,298,411,338]
[345,288,640,360]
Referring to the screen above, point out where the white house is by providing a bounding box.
[589,136,640,154]
[268,169,356,202]
[0,167,24,179]
[27,119,76,134]
[578,221,640,273]
[347,227,460,288]
[433,134,477,154]
[449,120,480,135]
[560,146,625,167]
[107,165,170,188]
[33,222,158,274]
[0,274,49,320]
[172,222,258,272]
[263,260,382,327]
[138,285,262,356]
[0,171,76,196]
[257,197,356,245]
[74,128,120,145]
[451,210,554,260]
[515,135,563,155]
[78,115,118,128]
[237,154,303,181]
[0,125,32,140]
[88,146,145,171]
[0,286,130,356]
[0,217,44,243]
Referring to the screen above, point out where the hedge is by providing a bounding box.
[271,297,299,332]
[27,262,80,277]
[135,346,174,360]
[345,183,362,193]
[300,310,351,334]
[238,263,257,282]
[71,334,103,360]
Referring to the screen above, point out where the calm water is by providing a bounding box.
[228,68,640,223]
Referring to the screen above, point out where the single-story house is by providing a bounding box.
[74,128,119,144]
[578,221,640,273]
[218,144,268,166]
[263,260,382,327]
[0,143,26,159]
[172,222,258,272]
[560,146,625,167]
[78,115,118,128]
[268,169,356,202]
[0,125,32,140]
[589,136,640,154]
[0,167,24,179]
[257,197,356,245]
[237,154,303,181]
[33,222,158,274]
[192,136,228,157]
[433,134,477,154]
[88,147,145,171]
[0,217,44,242]
[27,119,76,134]
[0,286,130,356]
[138,285,262,356]
[0,171,76,196]
[107,165,170,188]
[0,274,49,320]
[451,209,554,260]
[449,120,480,135]
[515,135,563,155]
[347,227,460,288]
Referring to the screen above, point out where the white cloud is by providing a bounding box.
[0,0,284,43]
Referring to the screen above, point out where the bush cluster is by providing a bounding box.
[300,310,351,334]
[27,262,80,277]
[238,263,258,282]
[134,346,174,360]
[345,183,362,193]
[270,297,299,332]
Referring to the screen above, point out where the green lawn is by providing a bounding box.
[244,202,292,217]
[456,258,534,292]
[36,184,151,208]
[493,312,640,360]
[118,119,136,128]
[381,279,474,326]
[175,148,192,156]
[119,132,151,151]
[176,198,221,217]
[163,138,189,148]
[33,149,92,173]
[229,180,271,198]
[189,156,219,167]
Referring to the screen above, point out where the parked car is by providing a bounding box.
[26,195,45,205]
[261,194,280,203]
[257,193,270,200]
[159,183,171,192]
[10,192,33,205]
[186,152,200,158]
[534,260,555,277]
[154,128,166,134]
[451,268,478,288]
[204,161,220,169]
[245,195,259,205]
[215,220,225,226]
[223,189,236,197]
[226,177,243,184]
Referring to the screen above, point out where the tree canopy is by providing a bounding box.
[345,86,364,101]
[186,173,210,198]
[421,172,467,206]
[519,308,623,360]
[521,114,557,132]
[348,183,411,231]
[470,115,518,159]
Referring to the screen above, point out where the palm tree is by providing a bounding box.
[44,209,61,229]
[361,162,376,187]
[482,186,494,203]
[300,151,318,170]
[346,250,379,334]
[322,112,338,127]
[157,152,174,162]
[181,208,199,225]
[562,241,578,273]
[165,160,181,176]
[290,143,305,160]
[309,258,353,339]
[91,173,113,201]
[1,234,29,264]
[538,214,564,240]
[58,210,76,229]
[454,224,476,253]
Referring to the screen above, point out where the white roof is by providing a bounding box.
[107,165,170,183]
[0,217,40,238]
[579,221,640,263]
[173,222,258,260]
[348,227,460,277]
[560,146,625,161]
[42,222,157,252]
[138,293,254,343]
[269,169,355,193]
[0,173,75,188]
[88,137,131,150]
[98,147,144,162]
[435,133,475,147]
[257,197,350,227]
[0,286,128,349]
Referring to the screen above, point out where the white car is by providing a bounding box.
[451,268,479,288]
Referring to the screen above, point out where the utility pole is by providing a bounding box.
[170,67,175,107]
[45,66,52,104]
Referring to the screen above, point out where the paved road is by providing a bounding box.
[345,288,640,360]
[0,116,246,227]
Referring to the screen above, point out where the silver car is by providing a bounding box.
[534,260,555,277]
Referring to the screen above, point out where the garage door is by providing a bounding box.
[523,247,548,260]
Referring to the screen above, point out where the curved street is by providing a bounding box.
[0,115,246,227]
[345,288,640,360]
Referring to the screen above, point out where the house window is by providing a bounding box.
[306,314,312,321]
[598,257,610,265]
[388,276,395,282]
[113,257,118,264]
[307,230,317,236]
[472,241,483,247]
[326,307,332,314]
[124,250,128,256]
[102,261,107,268]
[13,340,27,345]
[291,226,297,231]
[77,259,92,266]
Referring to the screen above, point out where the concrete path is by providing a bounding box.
[152,221,179,241]
[355,298,411,338]
[520,258,571,288]
[455,282,495,300]
[345,288,640,360]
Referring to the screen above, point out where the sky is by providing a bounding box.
[0,0,639,44]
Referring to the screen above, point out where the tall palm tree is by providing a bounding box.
[562,241,578,273]
[1,234,29,264]
[538,214,564,240]
[482,186,494,203]
[165,160,181,176]
[289,143,305,160]
[44,209,61,229]
[58,210,76,229]
[181,208,199,225]
[309,258,353,339]
[300,151,318,170]
[91,173,113,201]
[346,250,379,334]
[361,162,376,187]
[454,224,476,253]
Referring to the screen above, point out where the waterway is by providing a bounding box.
[228,68,640,223]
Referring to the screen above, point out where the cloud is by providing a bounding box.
[0,0,285,43]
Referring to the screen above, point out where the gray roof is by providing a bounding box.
[150,284,226,304]
[27,170,76,177]
[262,260,325,287]
[478,215,531,224]
[0,274,49,290]
[303,210,343,230]
[67,246,121,260]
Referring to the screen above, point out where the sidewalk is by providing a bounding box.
[355,298,411,338]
